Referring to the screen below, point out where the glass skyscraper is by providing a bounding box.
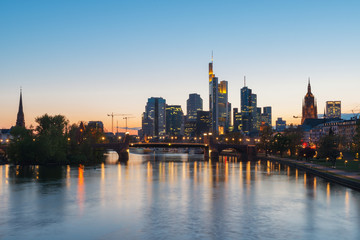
[186,93,203,121]
[142,97,166,136]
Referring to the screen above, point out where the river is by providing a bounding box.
[0,152,359,239]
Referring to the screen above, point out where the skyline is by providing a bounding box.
[1,0,360,132]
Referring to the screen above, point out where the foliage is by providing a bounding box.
[317,129,340,166]
[8,114,106,165]
[258,125,273,156]
[352,120,360,157]
[298,146,316,161]
[270,133,289,157]
[7,126,37,164]
[283,125,303,156]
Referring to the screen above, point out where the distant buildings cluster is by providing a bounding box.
[139,56,273,139]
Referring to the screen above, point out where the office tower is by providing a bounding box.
[326,101,341,119]
[262,106,272,126]
[195,111,211,136]
[233,108,242,132]
[209,54,218,134]
[166,105,183,136]
[276,117,286,132]
[241,78,258,135]
[302,79,318,124]
[142,97,166,136]
[16,89,25,127]
[227,102,232,129]
[184,120,196,137]
[218,80,228,134]
[187,93,203,121]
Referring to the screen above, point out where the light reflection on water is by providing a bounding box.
[0,152,360,240]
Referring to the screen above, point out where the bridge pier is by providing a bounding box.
[117,150,129,162]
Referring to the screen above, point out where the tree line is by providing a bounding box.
[7,114,106,165]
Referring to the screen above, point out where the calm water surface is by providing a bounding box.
[0,152,360,240]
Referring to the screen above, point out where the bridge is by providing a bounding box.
[94,134,257,161]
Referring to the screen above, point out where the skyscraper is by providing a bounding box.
[16,89,25,127]
[233,108,242,132]
[195,111,211,136]
[218,80,228,134]
[186,93,203,121]
[302,79,318,124]
[209,54,218,134]
[262,106,272,126]
[276,117,286,132]
[166,105,183,136]
[326,101,341,119]
[142,97,166,137]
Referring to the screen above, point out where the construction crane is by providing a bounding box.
[123,116,135,133]
[107,113,132,133]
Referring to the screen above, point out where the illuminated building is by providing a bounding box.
[302,79,318,124]
[276,117,286,132]
[16,88,25,127]
[209,54,218,134]
[261,106,272,126]
[241,78,258,135]
[142,97,166,137]
[195,111,211,136]
[184,120,196,137]
[218,80,229,134]
[233,108,242,132]
[187,93,203,121]
[326,101,341,119]
[166,105,183,136]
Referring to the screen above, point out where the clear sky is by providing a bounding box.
[1,0,360,133]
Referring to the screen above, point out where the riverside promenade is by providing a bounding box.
[262,155,360,191]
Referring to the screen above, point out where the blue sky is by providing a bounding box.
[1,0,360,131]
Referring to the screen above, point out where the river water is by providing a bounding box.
[0,152,359,240]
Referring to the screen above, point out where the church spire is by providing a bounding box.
[16,88,25,127]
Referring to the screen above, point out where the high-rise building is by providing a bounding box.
[209,55,219,134]
[276,117,286,132]
[326,101,341,119]
[195,111,211,136]
[241,79,259,135]
[186,93,203,121]
[233,108,242,132]
[166,105,183,136]
[261,106,272,126]
[302,79,318,124]
[142,97,166,136]
[16,89,25,127]
[218,80,228,134]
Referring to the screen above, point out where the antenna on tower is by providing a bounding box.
[211,50,213,62]
[244,76,246,87]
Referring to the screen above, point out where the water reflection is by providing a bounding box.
[1,155,360,239]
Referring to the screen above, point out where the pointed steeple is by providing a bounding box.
[307,77,311,93]
[16,88,25,127]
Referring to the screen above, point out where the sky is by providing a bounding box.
[1,0,360,133]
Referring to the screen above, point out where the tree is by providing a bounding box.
[283,125,303,157]
[352,119,360,158]
[317,128,340,167]
[258,125,273,156]
[270,133,289,157]
[34,114,69,164]
[7,126,36,164]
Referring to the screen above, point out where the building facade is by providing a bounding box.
[276,117,286,132]
[302,80,318,124]
[326,101,341,119]
[166,105,183,136]
[142,97,166,137]
[218,80,228,134]
[186,93,203,121]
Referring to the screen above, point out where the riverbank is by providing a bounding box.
[261,154,360,191]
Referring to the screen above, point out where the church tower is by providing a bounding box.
[16,88,25,127]
[301,79,317,124]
